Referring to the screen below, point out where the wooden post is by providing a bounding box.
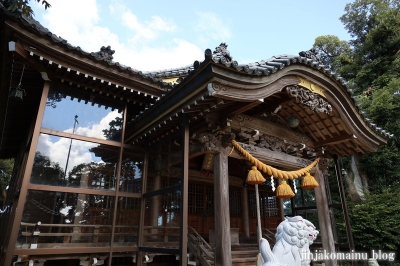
[241,186,250,239]
[314,164,337,266]
[213,147,232,266]
[3,81,50,266]
[179,115,189,266]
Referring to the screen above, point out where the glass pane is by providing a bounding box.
[31,134,119,190]
[119,150,144,193]
[42,88,123,141]
[113,197,140,246]
[17,190,114,249]
[143,189,181,248]
[293,178,316,207]
[147,138,182,192]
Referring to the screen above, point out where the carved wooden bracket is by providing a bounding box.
[195,132,236,152]
[285,85,332,114]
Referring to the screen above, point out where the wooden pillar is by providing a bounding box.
[314,164,337,266]
[241,186,250,238]
[3,81,50,266]
[179,115,189,266]
[137,150,149,266]
[151,171,161,227]
[213,147,232,266]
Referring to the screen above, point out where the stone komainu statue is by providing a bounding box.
[258,216,319,266]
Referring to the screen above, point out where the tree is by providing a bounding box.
[313,0,400,194]
[102,116,123,141]
[2,0,51,17]
[0,159,14,209]
[350,188,400,263]
[31,151,64,186]
[313,35,353,78]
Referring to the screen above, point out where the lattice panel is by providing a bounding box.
[262,195,279,217]
[229,186,242,216]
[248,190,257,217]
[188,183,204,214]
[248,191,278,217]
[206,185,214,215]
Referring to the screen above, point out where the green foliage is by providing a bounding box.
[31,151,64,185]
[3,0,51,17]
[315,0,400,194]
[350,188,400,258]
[0,159,14,208]
[313,35,353,78]
[102,116,123,141]
[340,0,400,93]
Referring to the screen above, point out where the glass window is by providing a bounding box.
[42,88,124,141]
[17,190,115,249]
[113,197,140,246]
[119,150,144,193]
[143,189,181,247]
[147,139,182,193]
[31,134,119,190]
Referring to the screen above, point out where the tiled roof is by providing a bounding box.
[1,4,391,140]
[0,2,173,86]
[147,43,392,139]
[144,65,194,78]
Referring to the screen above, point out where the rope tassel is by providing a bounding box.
[276,180,295,198]
[301,172,319,189]
[246,166,266,185]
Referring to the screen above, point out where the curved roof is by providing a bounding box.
[126,44,390,158]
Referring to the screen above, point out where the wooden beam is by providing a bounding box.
[229,113,314,147]
[222,99,264,117]
[315,133,356,147]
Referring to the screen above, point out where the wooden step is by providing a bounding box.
[206,257,257,266]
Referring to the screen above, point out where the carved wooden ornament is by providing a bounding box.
[285,85,332,114]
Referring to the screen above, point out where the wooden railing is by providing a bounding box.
[142,226,180,247]
[188,226,214,266]
[18,222,137,248]
[261,227,276,245]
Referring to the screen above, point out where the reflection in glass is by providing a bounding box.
[143,189,181,247]
[119,150,143,193]
[293,178,316,207]
[147,138,182,192]
[31,134,119,190]
[17,190,114,249]
[113,197,139,246]
[42,88,123,141]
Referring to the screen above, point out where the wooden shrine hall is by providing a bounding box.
[0,3,389,266]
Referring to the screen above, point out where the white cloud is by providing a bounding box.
[75,110,121,139]
[32,0,201,71]
[115,39,203,71]
[121,11,176,43]
[36,110,121,175]
[194,12,232,46]
[37,134,95,176]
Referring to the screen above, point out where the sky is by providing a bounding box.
[31,0,353,72]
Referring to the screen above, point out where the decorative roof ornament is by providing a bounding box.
[212,43,233,64]
[299,48,320,62]
[92,46,115,62]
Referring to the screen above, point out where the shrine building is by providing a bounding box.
[0,3,390,266]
